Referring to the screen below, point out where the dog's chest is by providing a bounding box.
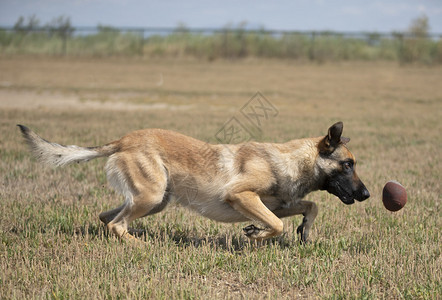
[270,176,315,205]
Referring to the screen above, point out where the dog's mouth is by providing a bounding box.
[338,194,355,205]
[328,182,355,205]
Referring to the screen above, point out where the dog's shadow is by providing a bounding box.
[73,223,297,251]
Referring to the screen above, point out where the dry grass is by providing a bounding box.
[0,56,441,299]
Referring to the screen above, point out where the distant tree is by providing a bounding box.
[174,22,189,34]
[399,14,432,64]
[408,14,429,38]
[13,15,40,33]
[367,32,381,46]
[97,24,119,34]
[13,16,25,31]
[46,16,74,38]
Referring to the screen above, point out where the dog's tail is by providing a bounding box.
[17,125,119,167]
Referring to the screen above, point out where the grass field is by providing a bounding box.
[0,56,441,299]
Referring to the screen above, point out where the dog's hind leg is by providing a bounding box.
[107,190,166,242]
[99,193,170,226]
[99,204,125,225]
[103,153,168,242]
[272,200,318,243]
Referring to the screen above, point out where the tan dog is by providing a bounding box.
[18,122,369,243]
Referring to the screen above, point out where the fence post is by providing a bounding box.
[393,33,404,64]
[139,29,144,56]
[223,29,228,57]
[62,34,67,56]
[309,31,316,61]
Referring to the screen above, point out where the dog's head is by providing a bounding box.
[317,122,370,205]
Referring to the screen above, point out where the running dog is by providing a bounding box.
[18,122,369,243]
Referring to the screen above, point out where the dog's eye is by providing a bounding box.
[343,161,353,171]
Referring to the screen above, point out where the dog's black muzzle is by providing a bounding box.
[328,181,370,205]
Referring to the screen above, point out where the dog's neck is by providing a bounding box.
[269,139,323,202]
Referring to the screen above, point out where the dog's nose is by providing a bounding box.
[361,188,370,200]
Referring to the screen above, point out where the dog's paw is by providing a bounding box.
[296,224,309,244]
[243,224,263,239]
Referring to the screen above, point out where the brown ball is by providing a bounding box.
[382,181,407,212]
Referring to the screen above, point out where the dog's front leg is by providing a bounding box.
[226,191,283,241]
[272,200,318,243]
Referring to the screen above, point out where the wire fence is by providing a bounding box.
[1,26,441,63]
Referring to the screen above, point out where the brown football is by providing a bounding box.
[382,181,407,212]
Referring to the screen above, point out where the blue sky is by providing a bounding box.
[0,0,441,33]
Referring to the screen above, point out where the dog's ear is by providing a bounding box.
[340,136,350,144]
[319,122,344,154]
